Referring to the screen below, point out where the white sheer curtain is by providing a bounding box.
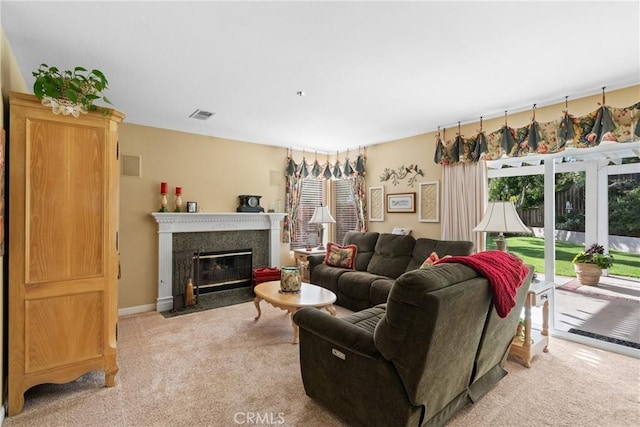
[441,161,487,252]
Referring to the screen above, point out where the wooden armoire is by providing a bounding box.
[8,92,124,415]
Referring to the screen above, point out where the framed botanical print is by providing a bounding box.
[368,186,384,221]
[419,181,439,222]
[387,192,416,213]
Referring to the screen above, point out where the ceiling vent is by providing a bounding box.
[189,109,215,121]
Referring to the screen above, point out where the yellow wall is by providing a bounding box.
[119,124,293,309]
[365,133,442,238]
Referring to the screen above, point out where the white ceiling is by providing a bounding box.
[3,1,639,153]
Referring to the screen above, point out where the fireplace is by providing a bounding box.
[151,212,286,312]
[173,248,254,299]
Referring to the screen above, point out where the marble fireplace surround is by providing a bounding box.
[151,212,287,312]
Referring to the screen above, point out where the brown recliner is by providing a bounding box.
[293,262,533,427]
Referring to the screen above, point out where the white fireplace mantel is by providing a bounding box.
[151,212,287,312]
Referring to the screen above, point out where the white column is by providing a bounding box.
[157,230,174,312]
[543,159,556,331]
[596,159,610,276]
[267,214,283,267]
[584,160,598,248]
[543,159,556,285]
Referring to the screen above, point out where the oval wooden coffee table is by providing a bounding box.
[253,281,337,343]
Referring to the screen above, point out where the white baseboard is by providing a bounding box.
[1,401,5,426]
[118,304,156,317]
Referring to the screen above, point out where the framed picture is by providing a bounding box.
[368,186,384,221]
[419,181,439,222]
[387,192,415,213]
[186,201,198,213]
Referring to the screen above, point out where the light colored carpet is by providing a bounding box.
[4,301,639,427]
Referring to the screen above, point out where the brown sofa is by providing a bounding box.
[293,261,534,426]
[308,231,474,311]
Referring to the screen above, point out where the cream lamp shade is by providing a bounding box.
[473,201,531,251]
[309,205,336,250]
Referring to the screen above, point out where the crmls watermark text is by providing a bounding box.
[233,412,285,425]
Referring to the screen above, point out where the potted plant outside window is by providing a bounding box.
[572,243,614,286]
[32,64,112,117]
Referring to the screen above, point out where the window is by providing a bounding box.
[333,179,359,244]
[291,179,323,249]
[290,178,360,249]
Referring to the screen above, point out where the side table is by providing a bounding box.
[509,279,551,367]
[293,249,326,280]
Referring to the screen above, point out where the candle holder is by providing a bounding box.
[175,193,183,212]
[159,193,168,212]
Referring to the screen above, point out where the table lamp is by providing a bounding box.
[473,201,531,252]
[309,205,336,250]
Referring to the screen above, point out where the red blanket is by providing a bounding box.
[435,250,529,318]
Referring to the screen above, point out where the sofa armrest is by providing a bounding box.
[307,254,325,276]
[293,308,380,359]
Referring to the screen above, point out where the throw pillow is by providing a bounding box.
[420,252,452,269]
[324,243,358,269]
[420,251,440,268]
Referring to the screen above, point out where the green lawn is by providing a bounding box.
[486,236,640,278]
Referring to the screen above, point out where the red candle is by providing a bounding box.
[160,182,167,194]
[175,186,182,196]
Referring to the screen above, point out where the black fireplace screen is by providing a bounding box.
[194,249,253,293]
[173,248,253,296]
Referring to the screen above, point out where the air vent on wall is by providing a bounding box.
[189,109,215,121]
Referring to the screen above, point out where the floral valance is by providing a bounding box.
[285,154,366,179]
[434,102,640,164]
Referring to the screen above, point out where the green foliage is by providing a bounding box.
[572,243,615,269]
[490,172,640,238]
[555,172,584,191]
[488,175,544,209]
[609,179,640,237]
[32,64,112,115]
[556,210,585,232]
[486,237,640,277]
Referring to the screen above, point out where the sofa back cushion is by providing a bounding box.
[406,238,475,271]
[367,233,415,279]
[343,231,379,271]
[374,264,492,419]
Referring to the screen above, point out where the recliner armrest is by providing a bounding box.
[293,308,380,359]
[307,254,325,276]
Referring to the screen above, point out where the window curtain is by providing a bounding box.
[434,101,640,164]
[436,98,639,252]
[283,175,302,243]
[441,161,487,252]
[350,175,367,232]
[283,154,367,243]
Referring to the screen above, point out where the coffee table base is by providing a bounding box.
[254,296,336,344]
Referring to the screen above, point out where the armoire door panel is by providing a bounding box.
[27,120,105,283]
[24,292,103,372]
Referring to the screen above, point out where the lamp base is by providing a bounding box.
[495,233,507,252]
[317,224,326,252]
